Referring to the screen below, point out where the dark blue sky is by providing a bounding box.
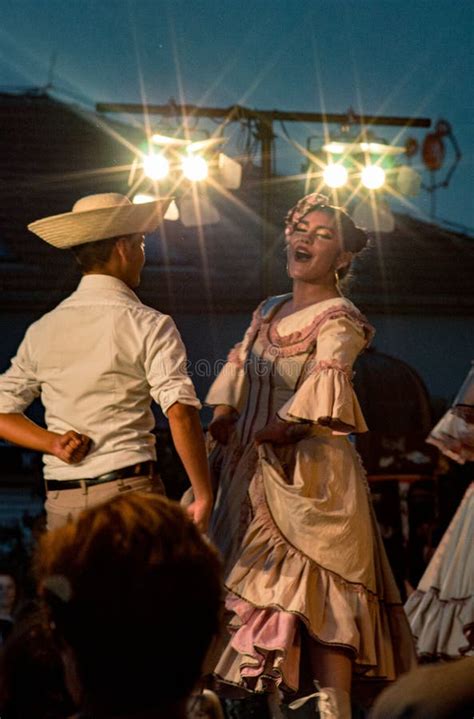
[1,0,473,229]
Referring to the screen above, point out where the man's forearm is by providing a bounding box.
[167,403,213,500]
[0,413,91,464]
[0,413,56,453]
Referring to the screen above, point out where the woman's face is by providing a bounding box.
[286,209,346,283]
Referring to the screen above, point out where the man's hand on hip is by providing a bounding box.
[50,431,92,464]
[0,413,91,463]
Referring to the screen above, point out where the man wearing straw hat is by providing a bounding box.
[0,193,213,532]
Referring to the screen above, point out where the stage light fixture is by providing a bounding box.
[151,133,187,147]
[163,200,180,220]
[361,164,385,189]
[132,194,180,221]
[143,153,170,181]
[322,142,345,154]
[132,193,156,204]
[323,163,348,188]
[396,165,422,196]
[181,155,208,182]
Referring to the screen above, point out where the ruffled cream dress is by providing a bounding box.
[206,295,415,696]
[426,362,474,464]
[406,364,474,658]
[405,482,473,659]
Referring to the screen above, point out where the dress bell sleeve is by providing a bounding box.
[205,357,247,413]
[277,315,371,434]
[205,304,263,413]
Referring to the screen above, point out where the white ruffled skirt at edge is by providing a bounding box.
[212,433,416,695]
[405,482,474,659]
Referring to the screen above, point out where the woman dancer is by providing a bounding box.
[206,193,415,718]
[426,362,474,464]
[406,363,474,659]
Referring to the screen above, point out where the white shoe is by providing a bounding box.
[289,685,351,718]
[317,687,351,719]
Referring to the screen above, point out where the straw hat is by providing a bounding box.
[27,193,173,249]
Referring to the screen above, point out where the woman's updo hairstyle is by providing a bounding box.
[285,192,369,259]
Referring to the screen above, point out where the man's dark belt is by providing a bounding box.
[46,461,157,491]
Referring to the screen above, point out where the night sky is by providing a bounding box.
[1,0,473,230]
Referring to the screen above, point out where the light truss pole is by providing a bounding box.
[96,102,431,296]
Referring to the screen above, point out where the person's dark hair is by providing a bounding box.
[0,603,76,719]
[70,234,130,272]
[34,493,223,716]
[285,193,369,281]
[0,566,18,620]
[0,565,17,586]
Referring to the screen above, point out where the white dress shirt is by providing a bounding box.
[0,275,201,480]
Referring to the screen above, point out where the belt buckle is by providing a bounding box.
[118,482,134,493]
[135,461,151,477]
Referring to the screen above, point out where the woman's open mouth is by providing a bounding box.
[294,248,312,262]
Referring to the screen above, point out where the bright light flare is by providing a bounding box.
[151,133,187,147]
[143,153,170,180]
[361,165,386,189]
[360,141,405,155]
[132,193,156,205]
[323,163,348,188]
[322,142,345,154]
[181,155,208,182]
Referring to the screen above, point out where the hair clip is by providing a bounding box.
[285,192,330,228]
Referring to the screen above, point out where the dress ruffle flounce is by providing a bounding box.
[405,483,474,659]
[215,468,415,693]
[426,410,474,464]
[278,364,368,434]
[259,304,375,359]
[405,589,473,659]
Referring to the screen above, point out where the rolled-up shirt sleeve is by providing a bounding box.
[144,315,201,416]
[0,329,41,413]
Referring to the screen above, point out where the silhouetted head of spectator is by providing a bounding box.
[0,567,19,648]
[0,602,76,719]
[0,568,17,619]
[34,492,223,718]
